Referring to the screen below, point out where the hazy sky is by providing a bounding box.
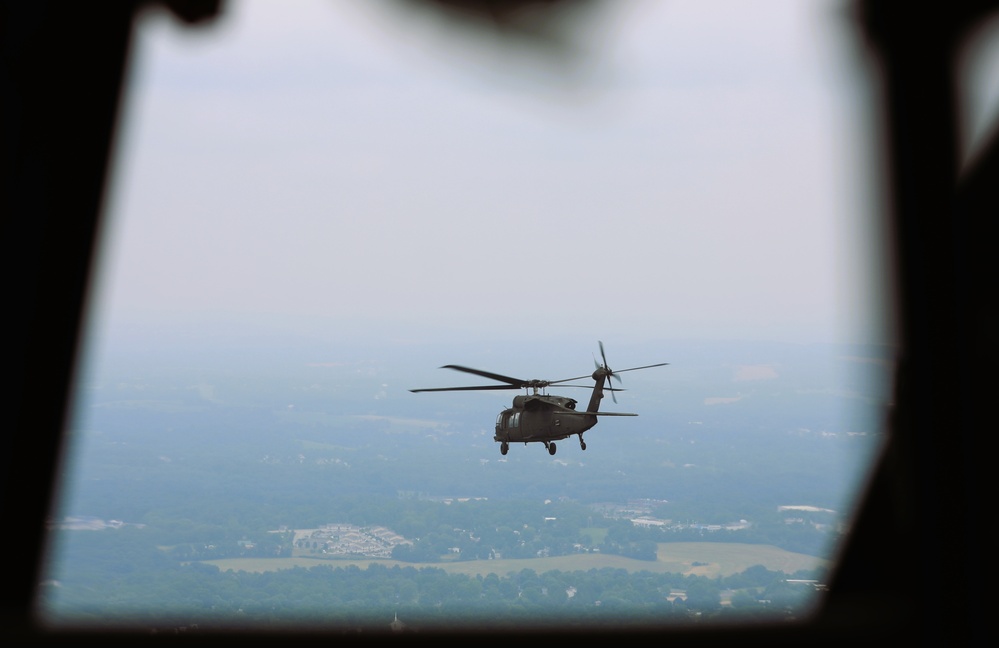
[90,0,898,351]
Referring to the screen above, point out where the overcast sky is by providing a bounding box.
[87,0,904,353]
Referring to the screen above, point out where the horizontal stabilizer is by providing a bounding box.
[560,411,637,417]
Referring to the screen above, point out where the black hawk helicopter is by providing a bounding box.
[410,342,668,456]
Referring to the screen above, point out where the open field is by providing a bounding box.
[203,542,828,578]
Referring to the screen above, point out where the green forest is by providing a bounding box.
[40,497,831,633]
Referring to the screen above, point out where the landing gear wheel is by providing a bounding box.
[548,443,557,456]
[500,442,509,456]
[580,440,587,451]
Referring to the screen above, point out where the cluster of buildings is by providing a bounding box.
[293,524,411,558]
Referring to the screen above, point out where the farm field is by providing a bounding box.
[203,542,828,579]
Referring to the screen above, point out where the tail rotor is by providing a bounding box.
[592,340,669,404]
[593,341,623,403]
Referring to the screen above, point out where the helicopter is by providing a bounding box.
[410,342,668,456]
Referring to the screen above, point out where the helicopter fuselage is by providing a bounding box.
[493,394,597,447]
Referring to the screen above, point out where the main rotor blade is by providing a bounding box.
[410,384,521,393]
[439,365,528,387]
[411,356,666,394]
[613,362,670,373]
[548,374,593,385]
[551,384,627,391]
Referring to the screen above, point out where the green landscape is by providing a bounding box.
[41,493,837,632]
[38,337,883,632]
[205,541,826,578]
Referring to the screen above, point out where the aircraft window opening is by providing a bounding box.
[27,0,909,638]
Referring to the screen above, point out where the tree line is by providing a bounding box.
[41,526,823,632]
[126,496,837,564]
